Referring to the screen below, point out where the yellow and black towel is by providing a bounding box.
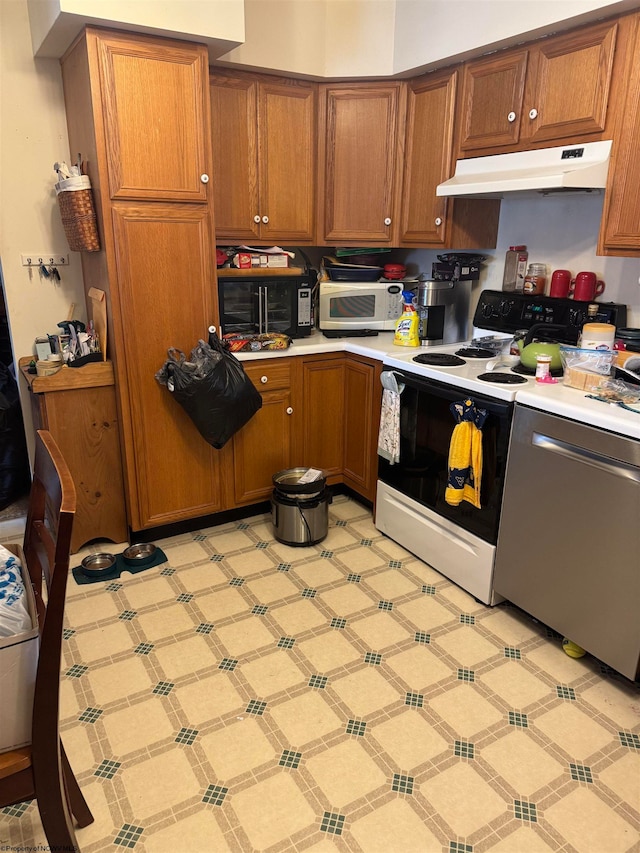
[445,399,487,509]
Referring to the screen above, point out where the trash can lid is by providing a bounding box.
[272,467,326,495]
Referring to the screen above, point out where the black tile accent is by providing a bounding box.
[449,843,473,853]
[405,692,424,708]
[152,681,174,696]
[134,642,154,655]
[459,614,475,625]
[202,784,228,806]
[309,674,328,689]
[391,773,414,794]
[175,727,198,745]
[331,617,347,629]
[301,588,317,599]
[114,823,144,848]
[94,759,121,779]
[320,811,345,836]
[279,749,302,768]
[556,685,576,700]
[277,563,292,572]
[119,610,137,621]
[569,763,593,783]
[454,740,475,759]
[176,593,194,603]
[514,799,537,822]
[347,573,361,583]
[389,560,402,568]
[504,647,521,660]
[229,577,245,586]
[2,802,31,818]
[79,707,103,724]
[421,585,436,595]
[246,699,267,715]
[346,719,367,737]
[252,604,269,615]
[365,652,382,665]
[619,731,640,749]
[65,664,88,678]
[415,631,431,644]
[219,658,238,672]
[378,600,393,611]
[196,623,214,634]
[508,711,528,728]
[457,668,475,683]
[278,637,296,649]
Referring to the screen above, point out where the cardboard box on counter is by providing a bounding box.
[0,544,39,754]
[234,252,289,269]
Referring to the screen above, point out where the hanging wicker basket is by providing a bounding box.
[55,176,100,253]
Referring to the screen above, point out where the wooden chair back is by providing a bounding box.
[0,430,93,850]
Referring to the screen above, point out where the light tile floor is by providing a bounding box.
[1,496,639,852]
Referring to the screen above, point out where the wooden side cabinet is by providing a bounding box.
[19,359,128,554]
[343,354,382,503]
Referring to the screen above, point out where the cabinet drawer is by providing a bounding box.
[244,359,292,391]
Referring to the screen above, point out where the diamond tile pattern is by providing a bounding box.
[3,496,639,853]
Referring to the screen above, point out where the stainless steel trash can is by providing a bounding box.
[271,467,331,546]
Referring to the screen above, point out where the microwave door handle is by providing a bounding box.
[258,285,264,334]
[264,285,269,334]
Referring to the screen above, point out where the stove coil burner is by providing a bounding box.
[477,372,528,384]
[455,347,495,359]
[511,362,564,378]
[413,353,466,367]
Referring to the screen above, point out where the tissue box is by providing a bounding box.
[0,544,39,754]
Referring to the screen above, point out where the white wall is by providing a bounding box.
[0,0,87,449]
[401,193,640,329]
[393,0,640,74]
[27,0,245,58]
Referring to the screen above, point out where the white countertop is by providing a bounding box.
[236,331,640,440]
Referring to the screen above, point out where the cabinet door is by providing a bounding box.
[210,73,261,242]
[459,50,528,152]
[111,202,224,529]
[600,14,640,255]
[399,71,456,246]
[258,79,316,243]
[319,84,401,243]
[97,32,211,202]
[300,356,345,477]
[233,360,296,503]
[343,356,382,503]
[524,20,617,144]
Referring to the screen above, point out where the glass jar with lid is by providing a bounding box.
[523,263,547,295]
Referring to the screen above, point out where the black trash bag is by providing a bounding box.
[155,331,262,449]
[0,363,31,511]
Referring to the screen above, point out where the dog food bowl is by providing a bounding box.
[80,552,116,578]
[122,542,157,567]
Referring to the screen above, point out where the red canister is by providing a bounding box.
[549,269,572,298]
[384,263,406,280]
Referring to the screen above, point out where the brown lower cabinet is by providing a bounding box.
[227,351,382,510]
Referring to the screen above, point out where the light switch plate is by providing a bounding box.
[21,253,69,267]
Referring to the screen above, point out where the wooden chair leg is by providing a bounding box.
[36,765,80,853]
[61,743,94,828]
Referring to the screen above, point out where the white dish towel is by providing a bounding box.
[377,371,404,465]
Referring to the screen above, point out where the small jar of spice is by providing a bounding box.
[523,263,547,295]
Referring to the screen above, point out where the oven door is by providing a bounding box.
[378,371,513,545]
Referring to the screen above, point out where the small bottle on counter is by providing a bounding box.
[502,246,528,292]
[535,353,552,382]
[523,263,547,295]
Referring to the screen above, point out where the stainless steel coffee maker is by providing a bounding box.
[413,279,471,346]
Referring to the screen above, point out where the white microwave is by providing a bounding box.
[318,280,404,331]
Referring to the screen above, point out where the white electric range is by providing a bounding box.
[374,289,628,604]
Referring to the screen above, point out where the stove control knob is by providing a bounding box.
[481,302,494,319]
[500,300,513,316]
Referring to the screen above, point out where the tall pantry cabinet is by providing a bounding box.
[61,29,225,531]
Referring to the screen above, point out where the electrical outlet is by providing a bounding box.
[21,253,69,267]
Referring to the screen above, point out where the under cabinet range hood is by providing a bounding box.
[436,140,612,198]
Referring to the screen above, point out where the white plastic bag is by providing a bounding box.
[0,543,31,638]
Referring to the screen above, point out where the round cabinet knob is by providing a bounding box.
[260,375,268,384]
[434,217,442,226]
[200,174,209,183]
[262,215,269,224]
[286,407,293,415]
[529,108,538,120]
[384,217,392,226]
[254,215,261,223]
[507,111,516,123]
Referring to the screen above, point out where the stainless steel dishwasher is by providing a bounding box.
[494,404,640,680]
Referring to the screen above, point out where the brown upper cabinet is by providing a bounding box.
[98,35,212,201]
[599,11,640,256]
[459,18,618,155]
[317,83,404,245]
[397,69,499,249]
[210,70,317,244]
